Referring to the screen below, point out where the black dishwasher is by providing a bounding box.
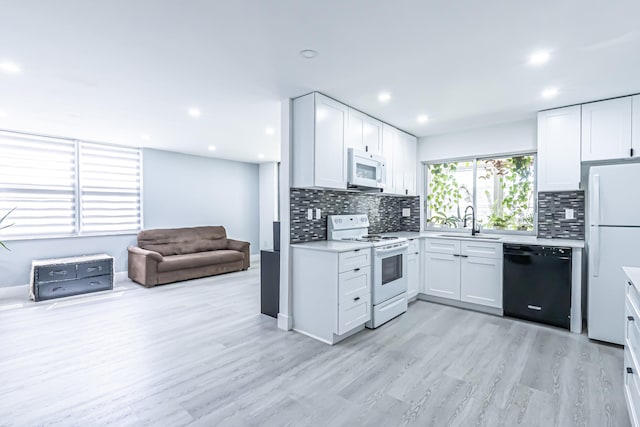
[503,244,572,329]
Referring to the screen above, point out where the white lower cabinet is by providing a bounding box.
[423,238,502,309]
[423,252,461,300]
[292,246,371,345]
[460,256,502,308]
[407,238,421,300]
[624,269,640,427]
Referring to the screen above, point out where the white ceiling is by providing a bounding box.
[1,1,639,163]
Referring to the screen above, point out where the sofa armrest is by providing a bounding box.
[227,239,250,270]
[127,246,162,287]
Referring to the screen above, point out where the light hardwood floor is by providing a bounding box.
[0,265,629,427]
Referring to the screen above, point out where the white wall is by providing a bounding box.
[418,119,537,162]
[0,148,260,287]
[259,162,278,250]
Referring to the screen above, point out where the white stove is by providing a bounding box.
[328,214,409,328]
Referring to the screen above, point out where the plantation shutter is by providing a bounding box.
[0,131,77,238]
[78,142,141,233]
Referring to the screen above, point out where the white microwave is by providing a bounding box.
[347,148,386,189]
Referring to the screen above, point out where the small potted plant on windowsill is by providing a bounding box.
[0,208,15,250]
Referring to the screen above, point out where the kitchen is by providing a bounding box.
[274,90,640,424]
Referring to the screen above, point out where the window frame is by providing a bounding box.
[0,129,144,242]
[423,151,537,236]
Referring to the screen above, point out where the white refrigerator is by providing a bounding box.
[588,163,640,345]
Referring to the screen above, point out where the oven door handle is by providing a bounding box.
[375,244,409,254]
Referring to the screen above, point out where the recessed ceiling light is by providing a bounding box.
[528,50,551,66]
[0,111,7,118]
[265,127,275,135]
[188,107,201,117]
[542,87,559,98]
[299,49,318,59]
[0,61,20,74]
[208,145,216,151]
[258,153,265,159]
[378,92,391,102]
[140,134,150,141]
[417,114,429,124]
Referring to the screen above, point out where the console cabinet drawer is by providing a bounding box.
[37,275,112,301]
[339,268,370,304]
[424,238,460,255]
[77,259,112,279]
[461,241,502,259]
[34,264,77,283]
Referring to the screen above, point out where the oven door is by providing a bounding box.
[373,244,408,305]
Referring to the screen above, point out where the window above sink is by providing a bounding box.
[425,154,536,235]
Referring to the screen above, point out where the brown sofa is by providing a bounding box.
[127,226,250,287]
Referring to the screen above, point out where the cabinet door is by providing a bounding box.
[581,97,633,162]
[382,124,397,193]
[402,133,417,196]
[537,106,582,191]
[314,94,348,188]
[392,133,405,195]
[633,95,640,159]
[407,251,420,299]
[423,252,460,300]
[348,109,383,155]
[460,256,502,308]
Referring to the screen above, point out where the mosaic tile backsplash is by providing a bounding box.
[290,188,420,243]
[537,191,585,240]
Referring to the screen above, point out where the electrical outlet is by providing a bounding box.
[315,208,322,219]
[307,208,313,220]
[565,208,575,220]
[402,208,411,217]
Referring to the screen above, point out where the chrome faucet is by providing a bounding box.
[463,205,480,236]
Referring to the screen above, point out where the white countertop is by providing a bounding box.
[291,240,373,253]
[379,231,585,248]
[624,266,640,286]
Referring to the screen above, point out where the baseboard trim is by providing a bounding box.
[277,312,292,331]
[417,293,503,317]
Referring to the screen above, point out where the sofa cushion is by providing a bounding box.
[157,250,244,273]
[138,226,228,256]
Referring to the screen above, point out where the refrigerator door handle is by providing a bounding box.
[591,226,600,277]
[591,174,600,227]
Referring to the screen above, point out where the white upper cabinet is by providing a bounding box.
[633,95,640,158]
[537,106,582,191]
[581,96,633,162]
[382,124,418,196]
[401,132,417,196]
[292,93,348,189]
[348,108,383,155]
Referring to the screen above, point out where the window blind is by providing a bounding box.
[0,132,77,238]
[78,142,141,234]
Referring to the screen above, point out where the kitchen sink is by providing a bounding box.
[437,234,502,240]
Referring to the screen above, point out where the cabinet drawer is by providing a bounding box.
[407,238,420,255]
[36,275,112,301]
[627,298,640,350]
[625,347,640,427]
[424,238,460,255]
[339,249,371,273]
[338,292,370,335]
[35,264,77,284]
[461,241,502,259]
[77,259,112,279]
[628,280,640,317]
[339,269,370,304]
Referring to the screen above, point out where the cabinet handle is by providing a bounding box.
[453,254,461,257]
[415,252,419,255]
[629,316,635,321]
[354,297,360,301]
[49,270,68,276]
[89,281,101,286]
[354,249,360,252]
[628,367,634,374]
[460,255,469,258]
[631,148,635,157]
[354,268,360,272]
